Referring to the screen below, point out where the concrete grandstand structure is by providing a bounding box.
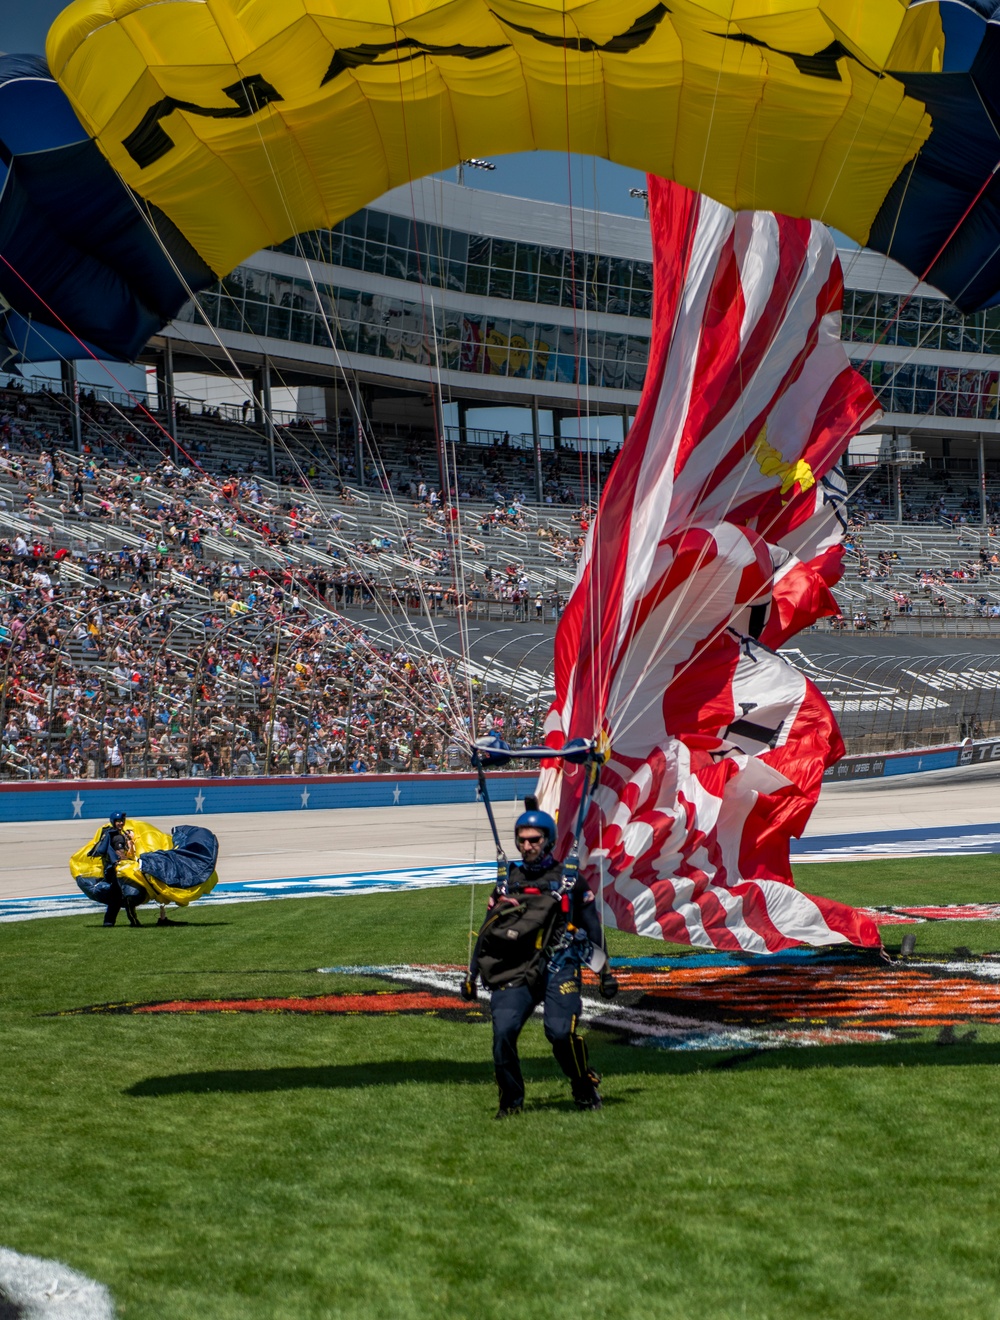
[4,179,1000,788]
[143,176,1000,517]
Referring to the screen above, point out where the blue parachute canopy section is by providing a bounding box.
[138,826,220,891]
[869,1,1000,311]
[0,55,213,363]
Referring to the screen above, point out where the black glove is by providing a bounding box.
[460,975,477,1002]
[598,970,619,1000]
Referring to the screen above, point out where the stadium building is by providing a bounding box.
[145,176,1000,513]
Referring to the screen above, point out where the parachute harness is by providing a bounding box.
[471,745,509,895]
[548,743,606,972]
[470,734,608,974]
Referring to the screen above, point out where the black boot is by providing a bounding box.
[125,902,141,928]
[103,903,121,927]
[494,1104,523,1120]
[572,1069,603,1111]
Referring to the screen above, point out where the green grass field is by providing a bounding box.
[4,856,1000,1319]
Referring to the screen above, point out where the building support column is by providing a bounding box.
[158,339,177,459]
[351,380,365,486]
[252,369,264,428]
[431,385,448,500]
[60,359,82,453]
[457,398,469,449]
[551,409,565,451]
[979,432,988,528]
[260,356,276,478]
[531,397,544,504]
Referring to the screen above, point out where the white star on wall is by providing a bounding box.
[194,790,205,812]
[392,785,401,805]
[300,786,310,808]
[71,793,83,818]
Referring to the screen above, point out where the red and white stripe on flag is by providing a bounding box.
[539,178,881,951]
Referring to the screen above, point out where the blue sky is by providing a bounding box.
[1,2,649,217]
[0,1,66,52]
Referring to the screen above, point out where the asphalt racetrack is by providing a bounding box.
[2,762,1000,908]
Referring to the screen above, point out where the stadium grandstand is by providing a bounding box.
[5,178,1000,781]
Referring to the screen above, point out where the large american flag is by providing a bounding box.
[539,178,881,952]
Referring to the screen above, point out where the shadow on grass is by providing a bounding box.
[86,921,231,930]
[126,1039,1000,1097]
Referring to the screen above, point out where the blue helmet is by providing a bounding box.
[514,808,556,848]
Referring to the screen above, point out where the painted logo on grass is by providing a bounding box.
[53,987,485,1020]
[866,903,1000,925]
[50,953,1000,1050]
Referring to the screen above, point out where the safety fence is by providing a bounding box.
[792,651,1000,754]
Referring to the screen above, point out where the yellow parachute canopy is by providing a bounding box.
[47,0,943,278]
[70,819,219,907]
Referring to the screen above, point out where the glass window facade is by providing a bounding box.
[181,270,650,390]
[183,224,1000,416]
[842,289,1000,355]
[270,210,655,318]
[852,358,1000,420]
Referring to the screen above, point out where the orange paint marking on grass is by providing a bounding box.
[131,991,469,1014]
[614,964,1000,1029]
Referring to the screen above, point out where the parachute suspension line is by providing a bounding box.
[0,319,160,464]
[372,21,481,749]
[472,749,509,891]
[604,231,860,735]
[558,748,603,894]
[583,151,609,750]
[556,7,587,517]
[901,160,1000,321]
[694,19,733,202]
[591,194,707,730]
[0,250,206,475]
[441,398,476,738]
[608,416,880,746]
[816,81,911,235]
[824,92,994,384]
[0,280,442,748]
[554,9,604,763]
[125,163,473,742]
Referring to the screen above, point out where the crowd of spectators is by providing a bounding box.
[9,371,1000,777]
[0,385,568,781]
[0,535,547,781]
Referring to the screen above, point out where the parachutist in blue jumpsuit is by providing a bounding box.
[464,807,617,1118]
[83,813,145,927]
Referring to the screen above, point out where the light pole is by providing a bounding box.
[456,157,495,187]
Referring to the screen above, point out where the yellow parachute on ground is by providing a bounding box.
[46,0,942,278]
[71,819,219,908]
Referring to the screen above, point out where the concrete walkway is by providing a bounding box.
[1,765,997,903]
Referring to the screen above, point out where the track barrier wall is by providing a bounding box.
[1,741,997,823]
[823,738,1000,781]
[0,772,539,824]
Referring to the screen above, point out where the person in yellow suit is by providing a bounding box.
[71,811,219,927]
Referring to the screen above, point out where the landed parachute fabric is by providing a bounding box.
[70,819,219,908]
[39,0,1000,311]
[539,177,880,953]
